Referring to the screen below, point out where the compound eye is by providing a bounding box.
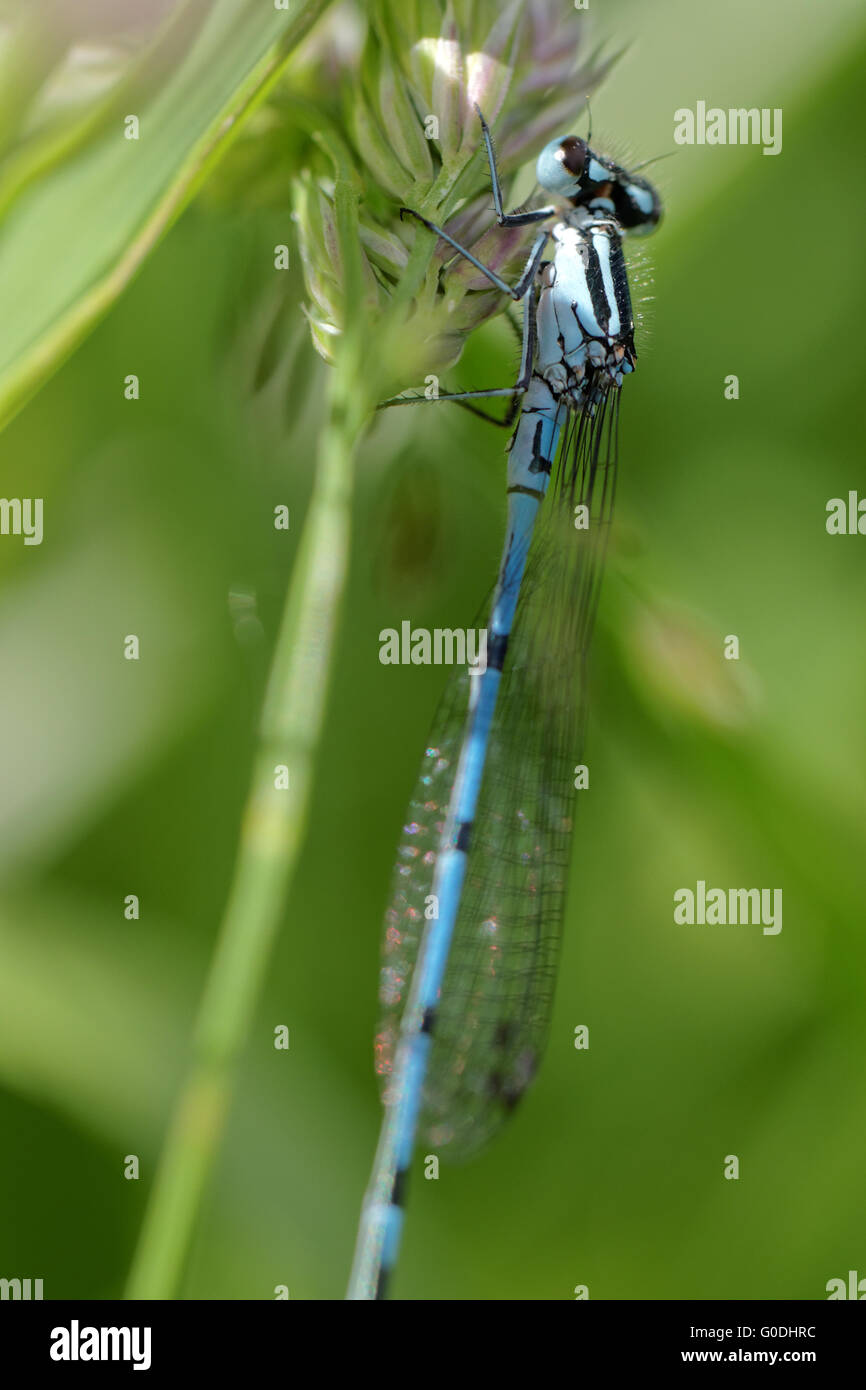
[616,177,663,232]
[557,136,587,177]
[536,135,588,193]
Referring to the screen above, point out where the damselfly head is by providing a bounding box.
[536,136,662,234]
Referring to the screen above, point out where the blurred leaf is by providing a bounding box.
[0,432,234,877]
[0,887,192,1141]
[0,0,331,433]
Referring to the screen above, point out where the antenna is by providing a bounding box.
[629,150,677,173]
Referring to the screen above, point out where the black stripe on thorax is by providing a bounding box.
[583,224,632,342]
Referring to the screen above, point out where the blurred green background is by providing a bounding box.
[1,0,865,1300]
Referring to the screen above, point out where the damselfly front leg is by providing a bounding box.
[381,108,553,423]
[381,215,544,416]
[396,104,555,292]
[400,206,549,302]
[474,105,556,227]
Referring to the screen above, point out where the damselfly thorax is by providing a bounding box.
[536,214,636,399]
[506,210,639,496]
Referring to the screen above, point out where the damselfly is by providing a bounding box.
[347,109,662,1300]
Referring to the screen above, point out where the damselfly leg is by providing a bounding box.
[474,105,556,227]
[379,273,538,428]
[400,207,549,301]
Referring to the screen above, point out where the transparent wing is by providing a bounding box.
[377,391,620,1160]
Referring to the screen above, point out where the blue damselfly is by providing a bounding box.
[348,109,663,1300]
